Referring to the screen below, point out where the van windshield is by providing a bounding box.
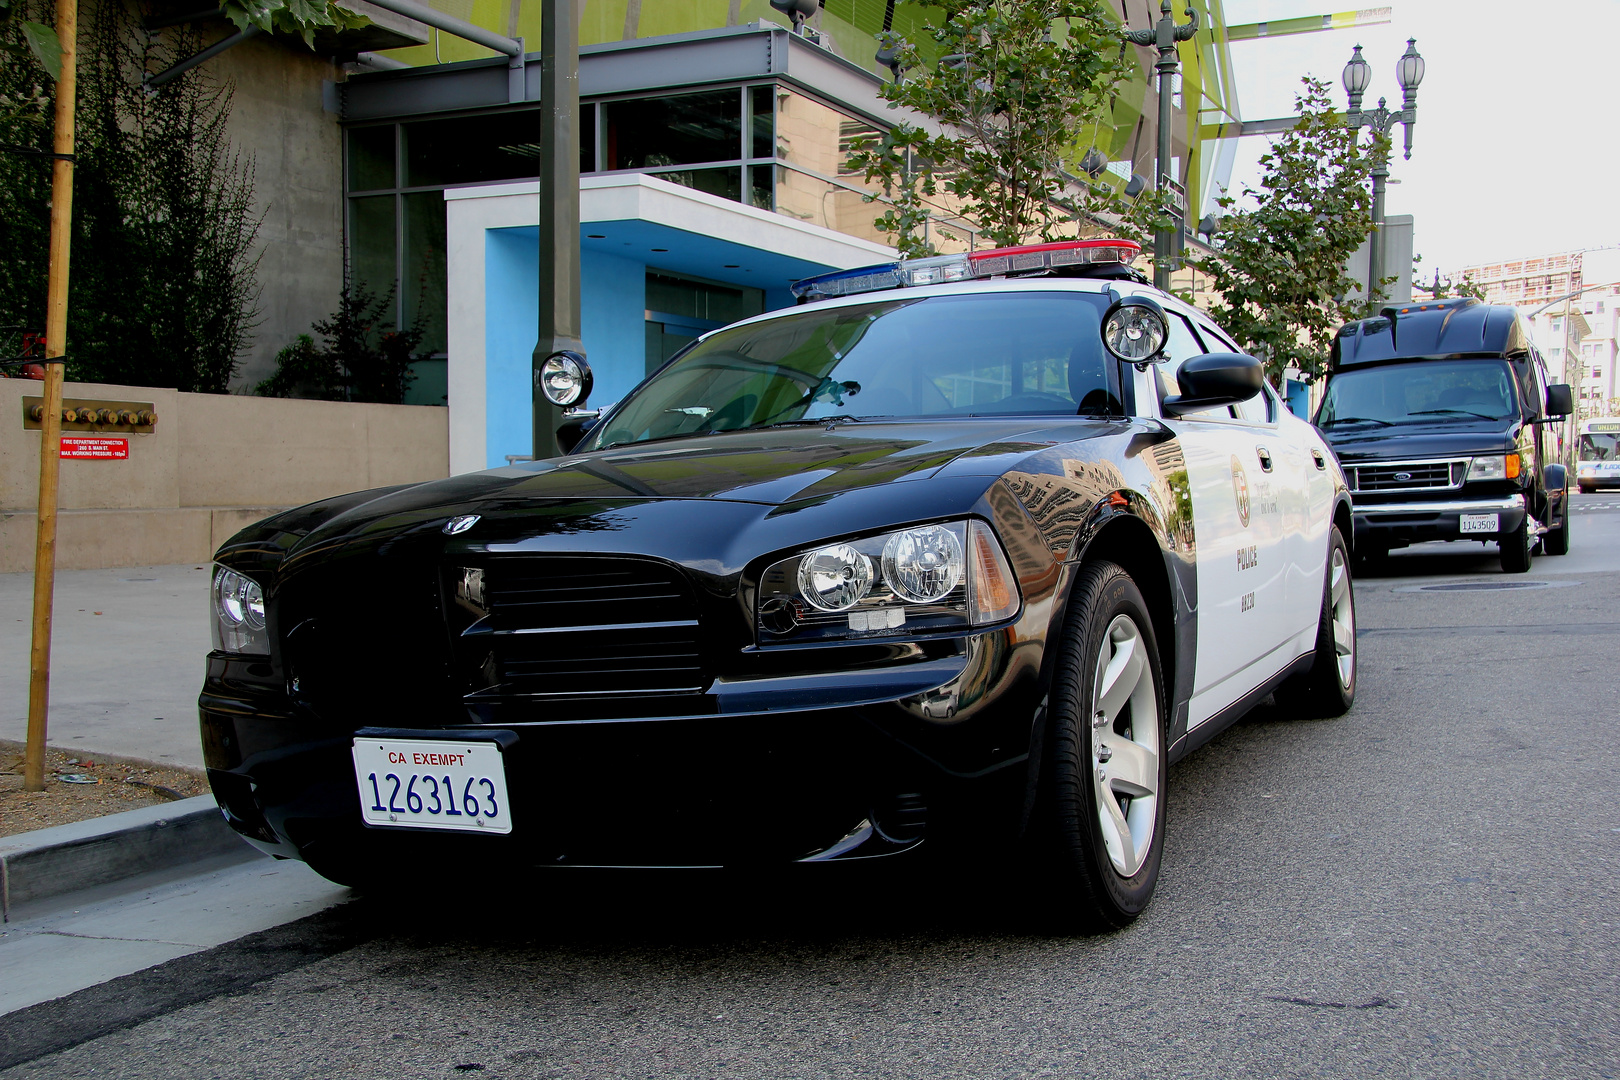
[1317,359,1519,428]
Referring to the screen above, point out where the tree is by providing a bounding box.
[845,0,1140,257]
[221,0,368,48]
[256,278,423,405]
[0,0,267,393]
[1186,77,1382,383]
[1411,254,1485,301]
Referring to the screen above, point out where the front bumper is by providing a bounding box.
[1352,493,1526,550]
[200,630,1040,872]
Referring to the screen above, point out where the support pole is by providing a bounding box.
[1367,164,1386,310]
[25,0,79,793]
[532,0,582,461]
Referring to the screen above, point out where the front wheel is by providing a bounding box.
[1499,516,1533,573]
[1029,560,1168,933]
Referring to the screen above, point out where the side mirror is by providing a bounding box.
[1161,352,1265,416]
[1545,383,1573,418]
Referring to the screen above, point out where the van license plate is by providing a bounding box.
[1459,513,1499,534]
[352,738,513,834]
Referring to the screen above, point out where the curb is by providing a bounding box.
[0,795,253,920]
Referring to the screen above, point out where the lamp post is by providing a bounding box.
[532,0,583,461]
[1342,38,1424,311]
[1122,1,1198,291]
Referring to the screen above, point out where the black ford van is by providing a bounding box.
[1315,299,1574,573]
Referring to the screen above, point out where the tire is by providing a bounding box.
[1499,515,1533,573]
[1276,526,1356,719]
[1542,498,1570,556]
[1028,560,1168,933]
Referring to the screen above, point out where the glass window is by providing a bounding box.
[645,272,763,327]
[348,125,395,191]
[1317,359,1520,428]
[349,195,396,305]
[403,112,543,188]
[748,85,773,160]
[603,89,742,170]
[651,165,741,202]
[402,192,448,354]
[587,292,1125,451]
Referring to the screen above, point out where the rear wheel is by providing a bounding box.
[1542,495,1571,556]
[1499,516,1533,573]
[1029,561,1168,933]
[1277,526,1356,719]
[1578,482,1595,494]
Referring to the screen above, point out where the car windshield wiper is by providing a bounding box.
[1320,416,1394,427]
[754,414,868,430]
[1408,408,1502,421]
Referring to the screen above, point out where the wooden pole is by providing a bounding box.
[24,0,79,793]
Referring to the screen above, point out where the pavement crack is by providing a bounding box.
[40,929,204,948]
[1264,995,1397,1010]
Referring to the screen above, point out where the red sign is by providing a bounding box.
[60,436,129,460]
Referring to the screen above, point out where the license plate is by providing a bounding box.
[1459,513,1499,534]
[352,738,513,834]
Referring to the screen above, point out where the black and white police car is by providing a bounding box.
[202,238,1357,931]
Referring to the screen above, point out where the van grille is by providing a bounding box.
[1351,459,1465,493]
[465,557,706,699]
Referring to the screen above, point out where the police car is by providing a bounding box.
[201,238,1356,931]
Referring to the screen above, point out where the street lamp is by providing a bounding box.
[1122,1,1199,291]
[1342,38,1424,311]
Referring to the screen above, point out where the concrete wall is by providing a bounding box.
[0,380,448,573]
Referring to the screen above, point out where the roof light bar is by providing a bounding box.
[791,239,1142,303]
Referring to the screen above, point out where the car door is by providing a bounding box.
[1189,316,1324,651]
[1153,309,1292,729]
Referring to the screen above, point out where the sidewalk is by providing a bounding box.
[1,565,211,771]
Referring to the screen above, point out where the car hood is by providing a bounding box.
[1319,419,1518,465]
[222,420,1082,573]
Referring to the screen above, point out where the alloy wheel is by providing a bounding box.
[1329,546,1355,688]
[1090,614,1161,877]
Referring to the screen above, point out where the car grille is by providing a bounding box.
[1350,459,1465,493]
[468,557,706,699]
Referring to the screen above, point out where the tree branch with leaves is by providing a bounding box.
[845,0,1139,257]
[1186,77,1383,383]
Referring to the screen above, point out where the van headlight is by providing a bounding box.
[212,566,269,655]
[1467,453,1521,482]
[757,520,1019,644]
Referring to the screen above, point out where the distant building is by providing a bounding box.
[1444,247,1620,416]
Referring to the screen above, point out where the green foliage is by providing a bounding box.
[257,279,423,404]
[222,0,368,49]
[20,19,59,80]
[0,0,264,393]
[1186,78,1381,383]
[845,0,1136,256]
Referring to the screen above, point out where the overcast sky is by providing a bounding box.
[1218,0,1620,274]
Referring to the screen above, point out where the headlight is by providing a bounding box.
[1466,453,1521,482]
[212,566,269,654]
[757,520,1019,644]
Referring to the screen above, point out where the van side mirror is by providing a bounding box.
[1161,353,1265,416]
[1545,383,1573,418]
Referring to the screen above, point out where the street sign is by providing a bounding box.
[1160,176,1188,221]
[60,436,128,459]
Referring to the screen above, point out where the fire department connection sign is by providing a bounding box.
[59,436,129,460]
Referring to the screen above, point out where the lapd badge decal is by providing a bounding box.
[443,514,481,536]
[1230,456,1250,528]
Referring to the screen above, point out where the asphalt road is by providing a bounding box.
[4,493,1618,1079]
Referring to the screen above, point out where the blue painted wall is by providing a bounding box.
[483,231,648,468]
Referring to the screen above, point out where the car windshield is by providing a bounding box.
[1579,433,1619,461]
[1316,359,1519,427]
[582,291,1124,452]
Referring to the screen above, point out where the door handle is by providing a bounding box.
[1256,446,1273,472]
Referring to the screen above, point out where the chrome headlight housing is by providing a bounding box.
[756,520,1020,645]
[1466,452,1521,482]
[212,566,269,655]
